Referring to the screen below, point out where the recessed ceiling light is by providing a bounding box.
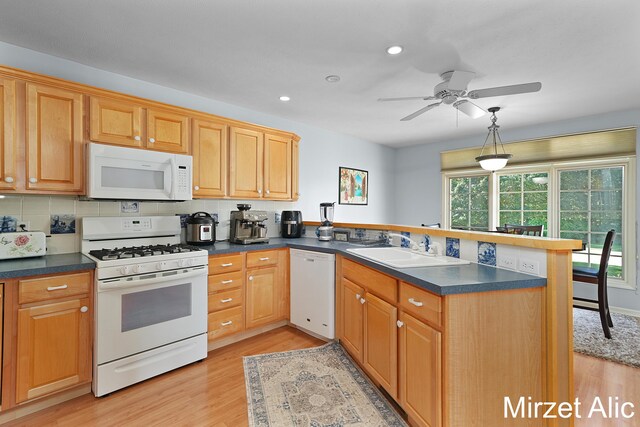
[325,75,341,83]
[279,96,290,102]
[386,45,403,55]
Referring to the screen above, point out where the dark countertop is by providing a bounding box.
[0,253,96,279]
[201,237,547,296]
[0,238,545,294]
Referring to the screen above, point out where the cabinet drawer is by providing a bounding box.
[343,259,397,303]
[208,270,243,293]
[246,250,279,268]
[399,282,441,327]
[208,253,244,274]
[208,306,244,340]
[208,288,242,312]
[19,272,91,305]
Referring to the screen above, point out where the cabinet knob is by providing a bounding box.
[355,293,361,300]
[80,306,89,313]
[360,297,366,305]
[257,189,262,195]
[266,190,270,195]
[397,320,404,328]
[134,135,141,141]
[194,185,200,191]
[29,177,37,183]
[149,137,155,143]
[4,176,14,183]
[249,276,254,281]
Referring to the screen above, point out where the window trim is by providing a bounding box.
[442,156,636,290]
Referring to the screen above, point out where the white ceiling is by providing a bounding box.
[1,1,639,147]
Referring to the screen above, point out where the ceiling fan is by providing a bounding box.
[378,70,542,121]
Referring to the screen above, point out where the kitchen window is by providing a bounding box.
[442,157,636,289]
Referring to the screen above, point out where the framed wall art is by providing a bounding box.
[339,167,368,205]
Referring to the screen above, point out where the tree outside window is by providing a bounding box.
[450,175,489,231]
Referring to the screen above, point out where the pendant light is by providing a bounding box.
[475,107,512,171]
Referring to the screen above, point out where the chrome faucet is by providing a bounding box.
[386,233,424,252]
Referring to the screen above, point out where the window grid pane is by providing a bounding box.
[449,176,489,231]
[498,173,548,235]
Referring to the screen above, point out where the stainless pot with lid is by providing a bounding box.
[186,212,217,245]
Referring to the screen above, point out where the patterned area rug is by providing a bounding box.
[573,309,640,368]
[243,342,407,427]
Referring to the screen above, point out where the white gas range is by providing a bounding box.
[81,216,209,397]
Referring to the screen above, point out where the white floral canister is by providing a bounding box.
[0,232,46,260]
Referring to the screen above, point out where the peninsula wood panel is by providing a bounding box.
[363,292,398,399]
[16,297,91,403]
[89,97,143,147]
[0,78,17,190]
[399,312,442,427]
[245,266,278,328]
[443,288,543,427]
[263,133,291,199]
[26,83,84,192]
[229,127,263,198]
[340,278,364,363]
[147,108,189,154]
[192,118,227,197]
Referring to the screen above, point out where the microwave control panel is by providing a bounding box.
[177,164,190,196]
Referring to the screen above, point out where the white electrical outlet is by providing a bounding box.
[518,259,540,276]
[497,255,517,270]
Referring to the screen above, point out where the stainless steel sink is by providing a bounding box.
[346,247,470,268]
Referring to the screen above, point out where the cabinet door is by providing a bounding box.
[26,84,84,192]
[364,292,398,398]
[0,78,17,190]
[399,312,442,427]
[292,139,299,200]
[229,127,263,198]
[16,297,91,403]
[89,97,143,147]
[192,119,227,197]
[147,108,189,153]
[263,133,291,200]
[341,278,364,363]
[245,266,278,328]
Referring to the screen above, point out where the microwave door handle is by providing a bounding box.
[169,157,177,199]
[98,268,205,291]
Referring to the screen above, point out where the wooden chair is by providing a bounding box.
[504,224,544,236]
[573,229,616,339]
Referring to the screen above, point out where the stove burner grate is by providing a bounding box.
[89,244,202,261]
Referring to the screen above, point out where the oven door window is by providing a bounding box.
[121,283,192,332]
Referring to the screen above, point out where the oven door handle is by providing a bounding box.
[98,268,206,291]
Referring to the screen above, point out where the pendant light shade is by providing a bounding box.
[475,107,512,171]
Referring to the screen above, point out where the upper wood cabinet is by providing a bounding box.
[292,139,299,200]
[229,127,264,198]
[89,97,143,148]
[26,83,84,193]
[264,133,292,200]
[147,108,189,154]
[192,118,227,197]
[0,78,17,190]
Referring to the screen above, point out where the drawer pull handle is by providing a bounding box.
[259,257,270,261]
[360,297,366,305]
[47,284,68,291]
[408,298,424,307]
[221,321,233,326]
[397,320,404,328]
[220,298,233,303]
[221,280,234,284]
[221,263,233,267]
[80,306,89,313]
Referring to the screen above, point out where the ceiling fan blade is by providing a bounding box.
[400,102,441,121]
[378,96,436,102]
[453,100,486,119]
[447,70,476,91]
[467,82,542,99]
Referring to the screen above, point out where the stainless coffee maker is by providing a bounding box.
[230,204,269,244]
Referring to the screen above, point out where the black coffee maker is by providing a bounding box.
[281,211,303,238]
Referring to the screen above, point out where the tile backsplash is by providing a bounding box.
[0,195,296,255]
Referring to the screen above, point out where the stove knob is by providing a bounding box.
[132,265,141,274]
[119,266,129,275]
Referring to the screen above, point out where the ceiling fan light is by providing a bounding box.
[475,154,512,171]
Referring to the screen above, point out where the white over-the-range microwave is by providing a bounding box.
[87,142,192,201]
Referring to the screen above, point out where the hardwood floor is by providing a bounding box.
[4,327,639,426]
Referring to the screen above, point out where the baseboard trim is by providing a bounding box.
[0,384,91,424]
[207,320,289,351]
[574,301,640,318]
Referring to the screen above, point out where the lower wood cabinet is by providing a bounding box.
[245,266,279,329]
[399,312,442,427]
[363,292,398,399]
[340,278,364,362]
[15,272,92,404]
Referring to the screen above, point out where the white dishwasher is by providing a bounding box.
[290,249,336,339]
